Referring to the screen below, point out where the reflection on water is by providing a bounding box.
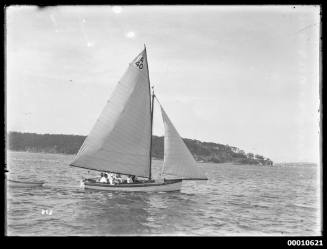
[6,151,321,236]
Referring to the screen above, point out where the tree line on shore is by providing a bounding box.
[7,131,273,165]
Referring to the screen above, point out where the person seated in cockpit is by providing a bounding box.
[106,173,114,185]
[114,173,123,184]
[99,173,108,183]
[126,175,134,183]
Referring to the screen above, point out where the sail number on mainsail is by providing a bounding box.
[135,56,144,69]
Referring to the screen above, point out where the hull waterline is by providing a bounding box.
[82,179,182,192]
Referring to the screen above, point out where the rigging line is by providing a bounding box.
[153,95,163,107]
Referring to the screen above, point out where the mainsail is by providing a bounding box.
[70,49,152,178]
[160,106,208,180]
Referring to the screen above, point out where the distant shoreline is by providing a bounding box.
[7,131,274,166]
[7,150,316,167]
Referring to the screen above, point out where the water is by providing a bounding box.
[6,151,321,236]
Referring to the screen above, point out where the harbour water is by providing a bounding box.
[6,151,321,236]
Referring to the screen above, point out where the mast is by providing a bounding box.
[144,44,153,180]
[149,87,155,180]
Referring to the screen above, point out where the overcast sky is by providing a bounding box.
[6,5,320,163]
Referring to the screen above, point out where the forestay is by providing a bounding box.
[70,49,151,178]
[160,106,208,180]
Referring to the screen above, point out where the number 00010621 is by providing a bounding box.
[287,240,323,246]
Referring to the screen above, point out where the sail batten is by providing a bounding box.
[160,106,208,180]
[70,49,151,178]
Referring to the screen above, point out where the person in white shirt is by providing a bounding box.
[126,175,133,183]
[106,173,114,185]
[111,173,121,184]
[115,173,123,184]
[97,173,104,182]
[99,173,107,183]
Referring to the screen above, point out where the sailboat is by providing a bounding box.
[70,46,207,192]
[8,179,45,188]
[6,168,45,188]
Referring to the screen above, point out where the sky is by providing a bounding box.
[6,5,320,163]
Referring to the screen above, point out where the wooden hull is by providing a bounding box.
[8,180,45,188]
[82,179,182,192]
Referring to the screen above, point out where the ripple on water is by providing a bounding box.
[6,152,321,236]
